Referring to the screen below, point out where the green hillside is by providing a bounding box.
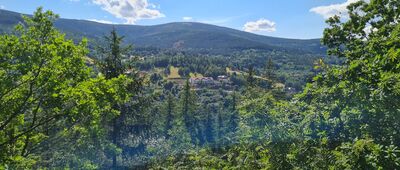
[0,9,325,55]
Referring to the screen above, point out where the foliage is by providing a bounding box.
[0,8,133,169]
[2,1,400,168]
[149,0,400,169]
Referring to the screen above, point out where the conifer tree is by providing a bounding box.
[180,79,202,144]
[96,27,133,169]
[246,66,257,87]
[164,93,175,139]
[265,58,276,89]
[265,58,275,80]
[229,92,239,136]
[204,105,216,144]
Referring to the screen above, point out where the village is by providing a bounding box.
[159,66,291,92]
[188,75,230,89]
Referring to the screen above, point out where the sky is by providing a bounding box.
[0,0,358,39]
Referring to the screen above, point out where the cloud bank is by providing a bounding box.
[310,0,363,19]
[92,0,164,24]
[243,18,276,33]
[88,19,114,24]
[182,17,193,21]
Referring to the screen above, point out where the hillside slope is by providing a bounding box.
[0,9,325,54]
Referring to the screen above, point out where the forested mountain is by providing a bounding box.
[0,9,325,54]
[1,0,400,169]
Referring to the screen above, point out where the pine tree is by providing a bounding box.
[180,79,202,145]
[96,27,132,169]
[164,93,175,139]
[265,58,274,79]
[204,105,216,144]
[216,110,225,146]
[246,66,257,87]
[229,92,239,135]
[265,58,276,89]
[97,28,132,79]
[182,79,191,131]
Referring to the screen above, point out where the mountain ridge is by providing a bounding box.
[0,9,325,54]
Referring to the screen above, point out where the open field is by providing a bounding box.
[167,66,181,79]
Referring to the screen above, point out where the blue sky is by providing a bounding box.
[0,0,356,39]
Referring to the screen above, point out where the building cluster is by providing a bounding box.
[189,75,231,89]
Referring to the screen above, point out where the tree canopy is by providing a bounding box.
[1,1,400,168]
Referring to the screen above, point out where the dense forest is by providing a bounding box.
[1,0,400,169]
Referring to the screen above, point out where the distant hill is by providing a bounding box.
[0,9,325,54]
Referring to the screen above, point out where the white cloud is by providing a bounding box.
[243,18,276,33]
[179,16,235,25]
[310,0,365,19]
[88,19,114,24]
[199,17,238,25]
[183,17,193,21]
[69,0,80,2]
[92,0,165,24]
[0,5,5,9]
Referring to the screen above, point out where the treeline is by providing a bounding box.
[135,47,336,91]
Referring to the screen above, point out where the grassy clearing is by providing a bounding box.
[168,66,181,79]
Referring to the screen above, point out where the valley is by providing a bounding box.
[1,1,399,169]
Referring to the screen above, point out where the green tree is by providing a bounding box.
[229,92,239,137]
[246,66,257,87]
[180,79,203,145]
[164,93,175,139]
[96,28,129,169]
[95,27,151,169]
[265,58,275,81]
[203,105,216,144]
[291,0,400,168]
[0,8,132,169]
[315,0,400,144]
[96,28,132,79]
